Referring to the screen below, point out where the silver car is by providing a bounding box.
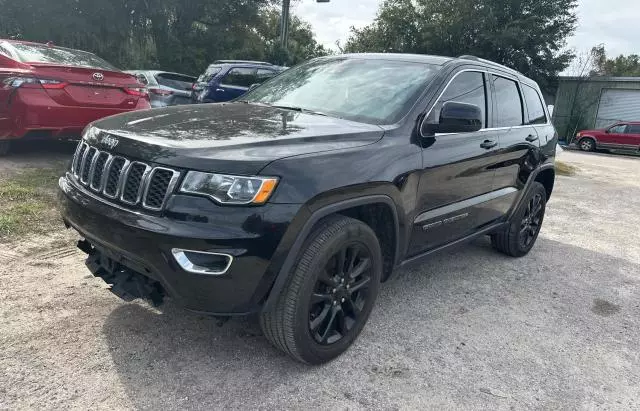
[126,70,196,107]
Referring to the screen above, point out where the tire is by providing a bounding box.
[491,182,547,257]
[0,141,10,156]
[260,215,382,364]
[578,137,595,152]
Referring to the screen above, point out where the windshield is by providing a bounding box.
[242,57,440,125]
[10,43,119,71]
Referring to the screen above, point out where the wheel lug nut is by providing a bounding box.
[333,301,337,306]
[341,298,345,303]
[346,284,350,289]
[332,288,336,293]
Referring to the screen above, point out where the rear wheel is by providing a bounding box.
[491,182,547,257]
[0,141,10,156]
[260,215,382,364]
[579,137,595,152]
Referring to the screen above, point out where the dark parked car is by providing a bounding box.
[126,70,196,107]
[575,122,640,152]
[0,40,150,155]
[191,60,284,103]
[59,54,557,364]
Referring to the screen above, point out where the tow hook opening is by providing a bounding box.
[80,241,166,307]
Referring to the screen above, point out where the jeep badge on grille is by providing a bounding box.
[101,135,119,150]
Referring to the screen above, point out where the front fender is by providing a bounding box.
[257,190,406,313]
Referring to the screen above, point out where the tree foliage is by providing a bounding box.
[345,0,578,94]
[0,0,329,75]
[589,45,640,77]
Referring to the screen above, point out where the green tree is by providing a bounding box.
[590,46,640,77]
[345,0,578,94]
[0,0,325,75]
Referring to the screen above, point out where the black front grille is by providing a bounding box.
[81,147,97,183]
[71,142,179,211]
[104,157,127,197]
[90,152,110,190]
[122,163,147,204]
[144,169,174,210]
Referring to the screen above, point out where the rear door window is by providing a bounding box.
[492,75,524,127]
[522,84,547,125]
[155,73,196,90]
[222,67,258,88]
[256,68,278,83]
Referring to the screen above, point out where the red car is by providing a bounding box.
[576,122,640,152]
[0,40,150,155]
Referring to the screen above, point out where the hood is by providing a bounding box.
[87,102,385,175]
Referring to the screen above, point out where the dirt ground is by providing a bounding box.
[1,148,639,410]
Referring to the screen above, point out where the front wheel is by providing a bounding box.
[260,215,382,364]
[579,137,595,152]
[491,182,547,257]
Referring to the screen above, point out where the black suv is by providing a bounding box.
[59,54,557,364]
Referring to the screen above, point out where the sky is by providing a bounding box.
[294,0,640,58]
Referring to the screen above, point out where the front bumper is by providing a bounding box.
[58,174,301,315]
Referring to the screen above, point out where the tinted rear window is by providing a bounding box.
[155,73,195,90]
[10,43,118,71]
[201,66,222,82]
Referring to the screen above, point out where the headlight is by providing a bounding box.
[180,171,278,205]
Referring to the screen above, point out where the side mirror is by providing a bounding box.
[248,83,261,91]
[422,101,483,135]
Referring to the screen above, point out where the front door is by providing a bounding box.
[409,70,500,256]
[600,123,630,149]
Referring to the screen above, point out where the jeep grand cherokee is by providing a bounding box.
[58,54,557,364]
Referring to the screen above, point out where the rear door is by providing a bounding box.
[491,76,542,216]
[215,67,257,102]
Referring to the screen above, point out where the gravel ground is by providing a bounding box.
[1,150,639,410]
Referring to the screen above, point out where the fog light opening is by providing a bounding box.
[171,249,233,275]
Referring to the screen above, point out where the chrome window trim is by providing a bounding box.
[142,168,181,211]
[419,68,552,138]
[171,248,234,276]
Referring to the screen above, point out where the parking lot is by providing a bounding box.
[1,150,639,410]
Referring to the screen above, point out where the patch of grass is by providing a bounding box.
[0,165,66,240]
[555,160,578,176]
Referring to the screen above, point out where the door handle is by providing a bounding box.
[216,88,224,92]
[526,134,539,142]
[480,139,498,149]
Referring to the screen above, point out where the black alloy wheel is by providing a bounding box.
[519,192,544,249]
[308,243,373,345]
[260,215,382,364]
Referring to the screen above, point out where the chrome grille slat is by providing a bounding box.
[70,141,178,211]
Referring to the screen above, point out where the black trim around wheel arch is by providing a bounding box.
[507,163,555,221]
[261,195,400,313]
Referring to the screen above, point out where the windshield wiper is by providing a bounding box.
[270,104,331,117]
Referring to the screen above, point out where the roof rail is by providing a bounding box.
[213,60,273,66]
[457,55,522,75]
